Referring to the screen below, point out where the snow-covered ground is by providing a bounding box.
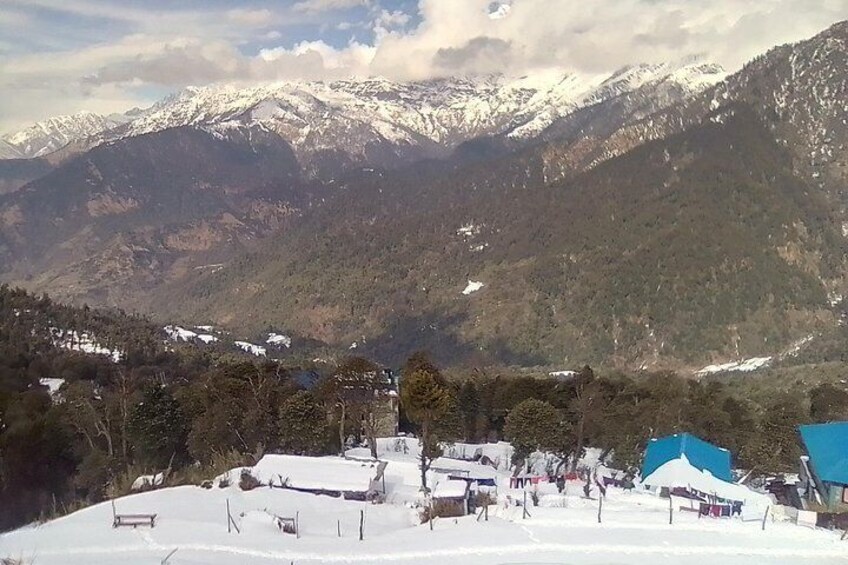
[38,377,65,397]
[462,280,485,295]
[2,439,845,564]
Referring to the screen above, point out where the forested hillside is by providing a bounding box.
[163,105,846,369]
[3,286,847,532]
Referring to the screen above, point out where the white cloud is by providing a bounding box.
[226,8,274,28]
[293,0,370,15]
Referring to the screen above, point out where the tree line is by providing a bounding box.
[2,285,847,530]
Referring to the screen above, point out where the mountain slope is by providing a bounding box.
[0,125,319,307]
[1,111,127,158]
[158,105,846,368]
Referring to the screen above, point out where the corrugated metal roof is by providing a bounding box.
[641,433,732,482]
[799,422,848,486]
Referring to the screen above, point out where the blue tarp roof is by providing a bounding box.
[642,433,732,482]
[799,422,848,486]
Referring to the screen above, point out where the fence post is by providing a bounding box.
[485,502,489,521]
[338,519,341,537]
[669,495,676,525]
[226,499,231,534]
[296,511,300,539]
[360,509,365,540]
[523,491,527,519]
[598,494,603,524]
[762,506,770,531]
[429,499,434,530]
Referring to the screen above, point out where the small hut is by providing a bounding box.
[431,476,471,517]
[799,422,848,512]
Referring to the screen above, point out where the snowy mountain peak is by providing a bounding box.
[109,63,724,173]
[2,111,126,158]
[0,63,726,166]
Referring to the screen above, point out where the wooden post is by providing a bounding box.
[761,505,770,531]
[668,495,673,525]
[359,509,365,540]
[160,548,178,565]
[485,502,489,521]
[598,493,603,524]
[296,511,300,539]
[523,491,528,519]
[111,499,117,528]
[429,499,434,531]
[338,519,341,537]
[226,499,231,534]
[840,529,847,541]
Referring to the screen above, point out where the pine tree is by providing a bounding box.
[809,382,848,423]
[127,384,187,469]
[457,380,481,442]
[278,391,328,455]
[504,398,565,471]
[400,354,457,492]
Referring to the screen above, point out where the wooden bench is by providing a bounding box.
[113,513,157,528]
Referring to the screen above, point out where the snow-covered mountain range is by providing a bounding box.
[1,111,129,159]
[0,61,726,170]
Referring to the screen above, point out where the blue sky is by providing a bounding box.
[1,0,846,132]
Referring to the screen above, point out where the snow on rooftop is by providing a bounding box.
[234,341,266,357]
[237,454,385,492]
[462,280,485,295]
[641,455,769,506]
[432,475,469,499]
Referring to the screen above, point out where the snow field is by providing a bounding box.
[2,439,846,564]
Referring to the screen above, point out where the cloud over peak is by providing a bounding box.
[1,0,847,132]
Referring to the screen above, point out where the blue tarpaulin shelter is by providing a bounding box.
[799,422,848,510]
[642,433,732,482]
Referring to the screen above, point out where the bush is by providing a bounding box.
[168,449,248,487]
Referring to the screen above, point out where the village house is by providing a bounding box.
[235,454,389,501]
[798,422,848,512]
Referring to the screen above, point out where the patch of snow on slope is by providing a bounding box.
[164,325,198,341]
[234,340,266,357]
[131,472,164,491]
[164,325,218,344]
[696,356,772,376]
[39,377,65,397]
[549,370,577,378]
[267,333,292,348]
[50,328,123,362]
[462,280,485,295]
